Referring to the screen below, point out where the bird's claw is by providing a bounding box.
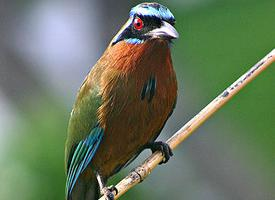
[105,191,114,200]
[103,189,114,200]
[108,185,118,195]
[102,185,118,200]
[146,141,173,164]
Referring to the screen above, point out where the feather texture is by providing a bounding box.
[90,39,177,178]
[65,3,178,199]
[130,3,175,24]
[66,126,103,199]
[65,37,177,200]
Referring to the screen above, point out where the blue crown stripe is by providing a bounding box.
[130,3,175,22]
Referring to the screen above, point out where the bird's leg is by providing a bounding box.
[96,172,118,200]
[145,141,173,164]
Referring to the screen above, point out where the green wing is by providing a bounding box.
[65,73,103,199]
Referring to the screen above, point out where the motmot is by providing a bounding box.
[65,2,179,200]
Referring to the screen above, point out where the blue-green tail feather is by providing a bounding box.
[66,126,104,200]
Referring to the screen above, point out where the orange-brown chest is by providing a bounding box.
[92,40,177,177]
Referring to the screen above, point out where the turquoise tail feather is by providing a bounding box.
[66,126,103,200]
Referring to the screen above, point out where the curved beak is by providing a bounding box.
[146,21,179,39]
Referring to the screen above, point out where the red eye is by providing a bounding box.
[133,17,143,30]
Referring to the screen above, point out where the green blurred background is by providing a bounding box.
[0,0,274,199]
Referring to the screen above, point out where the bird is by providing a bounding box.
[65,2,179,200]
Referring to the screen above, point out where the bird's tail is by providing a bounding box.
[67,176,99,200]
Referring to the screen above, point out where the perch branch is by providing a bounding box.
[99,49,275,200]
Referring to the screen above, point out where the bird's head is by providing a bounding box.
[111,2,179,45]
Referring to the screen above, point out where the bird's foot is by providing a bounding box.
[108,185,118,195]
[146,141,173,164]
[102,185,118,200]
